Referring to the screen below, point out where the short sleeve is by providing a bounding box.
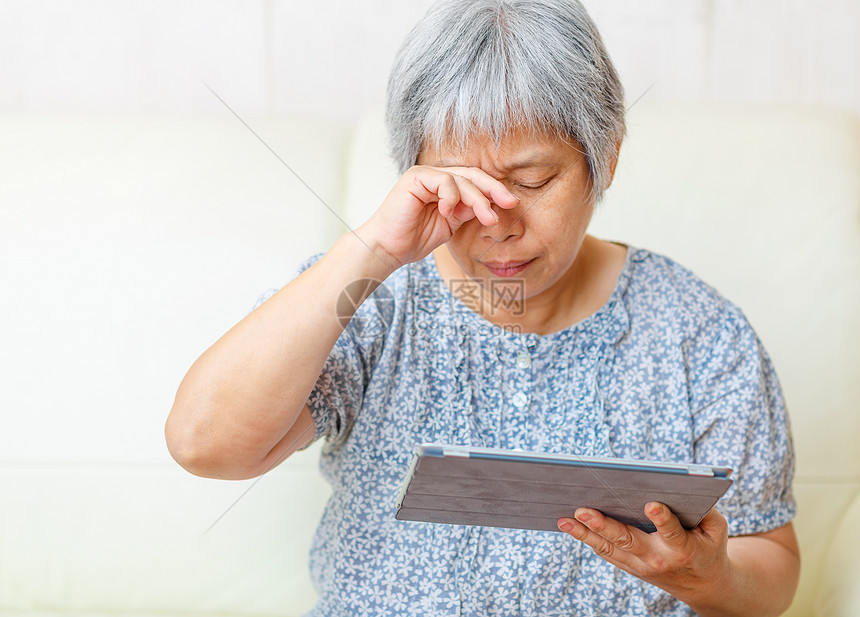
[686,305,796,536]
[255,254,390,448]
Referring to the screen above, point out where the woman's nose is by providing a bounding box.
[481,202,524,242]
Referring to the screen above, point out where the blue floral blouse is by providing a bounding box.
[265,246,795,617]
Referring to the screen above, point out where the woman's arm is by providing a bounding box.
[165,165,518,480]
[558,506,800,616]
[165,232,396,479]
[710,523,800,617]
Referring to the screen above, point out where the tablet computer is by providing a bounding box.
[395,444,733,533]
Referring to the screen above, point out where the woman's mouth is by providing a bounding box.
[481,258,535,278]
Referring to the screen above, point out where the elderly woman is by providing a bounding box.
[165,0,799,615]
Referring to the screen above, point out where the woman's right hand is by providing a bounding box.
[357,165,520,269]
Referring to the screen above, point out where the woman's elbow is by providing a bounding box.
[164,408,218,477]
[164,402,264,480]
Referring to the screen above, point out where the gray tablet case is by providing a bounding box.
[395,444,733,533]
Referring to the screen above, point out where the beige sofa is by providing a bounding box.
[0,105,857,616]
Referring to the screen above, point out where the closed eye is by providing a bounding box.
[515,177,554,191]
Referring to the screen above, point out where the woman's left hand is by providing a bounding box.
[558,503,730,607]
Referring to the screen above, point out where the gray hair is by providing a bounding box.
[385,0,625,201]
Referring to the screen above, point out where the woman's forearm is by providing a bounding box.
[688,532,800,617]
[165,230,396,479]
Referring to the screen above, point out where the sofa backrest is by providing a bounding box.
[0,114,341,616]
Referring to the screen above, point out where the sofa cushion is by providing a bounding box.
[0,443,328,617]
[815,489,860,616]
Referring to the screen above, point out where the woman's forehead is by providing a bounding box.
[420,129,583,170]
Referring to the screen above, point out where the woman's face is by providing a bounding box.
[417,127,598,308]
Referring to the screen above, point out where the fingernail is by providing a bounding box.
[575,511,591,524]
[558,521,574,533]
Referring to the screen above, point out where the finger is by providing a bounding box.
[557,517,638,571]
[415,170,495,227]
[645,502,688,547]
[574,508,643,553]
[449,174,499,226]
[432,174,465,219]
[432,166,520,211]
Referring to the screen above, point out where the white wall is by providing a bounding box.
[0,0,858,119]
